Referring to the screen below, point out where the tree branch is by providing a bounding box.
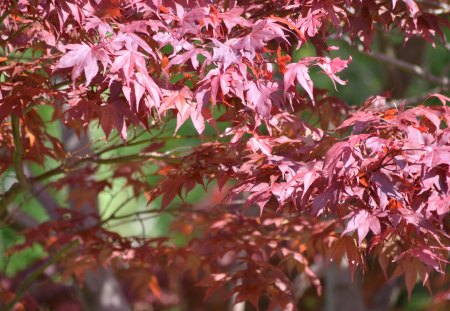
[0,116,31,220]
[4,240,79,311]
[0,149,182,219]
[356,45,450,87]
[0,182,22,220]
[11,115,29,190]
[337,33,449,89]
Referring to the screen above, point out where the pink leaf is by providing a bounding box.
[316,57,352,89]
[135,72,162,109]
[57,44,110,85]
[403,0,419,15]
[343,210,374,245]
[284,62,314,101]
[248,137,272,156]
[212,39,240,70]
[219,7,249,32]
[246,81,271,118]
[111,50,146,84]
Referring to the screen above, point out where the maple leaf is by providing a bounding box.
[316,57,352,89]
[232,20,285,63]
[312,185,338,216]
[235,20,278,50]
[211,39,241,70]
[57,43,110,85]
[135,72,162,110]
[423,146,450,167]
[371,172,403,202]
[219,7,249,32]
[111,49,147,85]
[166,48,211,71]
[284,62,314,101]
[269,16,306,42]
[112,32,156,59]
[85,16,113,37]
[245,81,272,118]
[159,87,197,133]
[100,101,129,140]
[4,0,450,309]
[298,8,324,37]
[402,0,419,15]
[330,236,364,280]
[95,0,121,18]
[343,210,382,245]
[247,136,272,156]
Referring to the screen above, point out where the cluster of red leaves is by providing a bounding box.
[0,0,449,310]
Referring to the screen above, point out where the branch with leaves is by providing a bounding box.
[0,1,449,310]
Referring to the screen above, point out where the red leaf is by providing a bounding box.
[269,15,306,42]
[96,0,121,18]
[405,260,418,300]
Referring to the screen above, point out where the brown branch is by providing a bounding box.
[11,115,29,189]
[0,182,22,220]
[1,116,30,221]
[4,240,79,311]
[91,152,181,165]
[358,46,450,87]
[338,34,449,89]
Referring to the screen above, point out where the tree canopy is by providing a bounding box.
[0,0,449,310]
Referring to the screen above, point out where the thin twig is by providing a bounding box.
[0,150,183,218]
